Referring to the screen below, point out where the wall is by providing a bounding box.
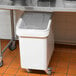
[52,12,76,45]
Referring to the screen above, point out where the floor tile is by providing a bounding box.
[16,75,26,76]
[16,68,27,76]
[54,73,66,76]
[15,75,25,76]
[5,67,18,75]
[58,55,70,62]
[9,62,20,68]
[55,67,67,73]
[56,61,68,68]
[71,48,76,54]
[68,67,76,75]
[3,58,13,67]
[70,53,76,58]
[51,67,56,73]
[69,63,76,68]
[3,52,16,67]
[50,60,57,68]
[67,74,76,76]
[9,58,20,68]
[29,73,40,76]
[0,66,7,73]
[41,73,54,76]
[0,74,3,76]
[49,61,56,72]
[3,74,15,76]
[52,51,61,57]
[69,58,76,63]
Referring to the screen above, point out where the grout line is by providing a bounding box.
[2,73,4,76]
[66,49,71,76]
[54,72,67,74]
[27,72,29,76]
[40,74,41,76]
[28,72,29,76]
[69,74,76,75]
[66,63,69,76]
[14,74,16,76]
[2,74,15,76]
[2,55,17,75]
[53,72,67,76]
[15,67,20,76]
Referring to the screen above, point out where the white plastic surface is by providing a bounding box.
[16,12,51,37]
[19,27,54,70]
[19,37,47,70]
[17,12,54,71]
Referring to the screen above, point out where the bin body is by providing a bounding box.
[16,12,54,70]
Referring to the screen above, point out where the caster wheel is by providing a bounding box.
[48,67,52,71]
[47,70,52,75]
[45,67,52,75]
[27,71,31,73]
[9,41,16,51]
[26,69,32,73]
[0,60,3,67]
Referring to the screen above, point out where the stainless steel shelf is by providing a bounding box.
[0,0,76,12]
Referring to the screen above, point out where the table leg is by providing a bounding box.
[9,10,16,51]
[0,40,3,67]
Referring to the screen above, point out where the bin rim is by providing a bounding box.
[16,16,52,37]
[16,18,51,32]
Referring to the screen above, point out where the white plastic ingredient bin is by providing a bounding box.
[16,12,54,74]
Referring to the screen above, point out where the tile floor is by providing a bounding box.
[0,40,76,76]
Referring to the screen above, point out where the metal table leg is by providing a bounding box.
[10,10,15,40]
[8,10,16,51]
[0,40,2,67]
